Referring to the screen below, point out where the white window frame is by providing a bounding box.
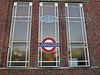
[65,3,90,67]
[7,2,32,67]
[38,2,60,67]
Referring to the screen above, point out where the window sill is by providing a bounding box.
[0,66,99,69]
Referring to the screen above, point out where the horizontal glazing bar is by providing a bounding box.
[7,61,29,62]
[66,21,84,23]
[39,61,59,62]
[69,61,88,62]
[68,46,88,48]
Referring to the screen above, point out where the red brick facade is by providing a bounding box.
[0,0,100,75]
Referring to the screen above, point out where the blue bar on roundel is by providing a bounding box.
[38,42,59,47]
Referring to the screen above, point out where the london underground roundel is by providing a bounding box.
[39,37,59,53]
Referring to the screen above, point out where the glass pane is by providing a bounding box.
[57,48,60,61]
[40,7,42,17]
[10,22,14,41]
[43,3,55,6]
[16,6,29,16]
[29,7,32,16]
[69,58,78,66]
[66,22,69,41]
[82,23,86,41]
[57,62,59,66]
[65,7,68,17]
[80,8,83,17]
[56,22,59,41]
[68,4,79,7]
[68,48,71,60]
[85,48,88,60]
[39,48,41,61]
[11,47,26,61]
[26,49,29,61]
[43,7,55,16]
[78,62,86,66]
[56,7,58,17]
[13,22,27,41]
[17,3,29,6]
[42,62,56,66]
[42,51,56,61]
[11,62,25,66]
[28,22,31,41]
[26,62,29,66]
[69,8,80,17]
[39,22,42,42]
[39,62,41,66]
[8,48,11,61]
[70,22,83,41]
[42,22,55,40]
[71,48,85,60]
[8,62,10,66]
[13,6,16,16]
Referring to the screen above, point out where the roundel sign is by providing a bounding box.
[39,37,59,53]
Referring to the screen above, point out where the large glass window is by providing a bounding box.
[38,3,60,67]
[7,2,32,67]
[65,3,90,67]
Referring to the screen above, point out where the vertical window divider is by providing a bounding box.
[80,3,87,66]
[82,4,90,66]
[55,4,57,66]
[9,3,17,66]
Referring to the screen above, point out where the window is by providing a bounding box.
[7,2,32,67]
[65,3,90,67]
[38,2,60,67]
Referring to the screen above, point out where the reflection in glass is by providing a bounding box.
[70,22,83,41]
[16,6,29,16]
[11,62,25,66]
[43,7,55,16]
[11,48,26,61]
[71,48,85,60]
[68,3,79,7]
[42,62,56,66]
[17,3,29,6]
[43,3,55,6]
[42,52,56,61]
[43,22,55,40]
[69,8,80,17]
[14,22,28,41]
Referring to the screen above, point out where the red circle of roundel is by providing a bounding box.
[42,37,56,53]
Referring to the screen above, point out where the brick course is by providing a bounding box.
[0,0,100,75]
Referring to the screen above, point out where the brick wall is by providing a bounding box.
[0,68,100,75]
[0,0,100,75]
[0,0,13,67]
[83,1,100,67]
